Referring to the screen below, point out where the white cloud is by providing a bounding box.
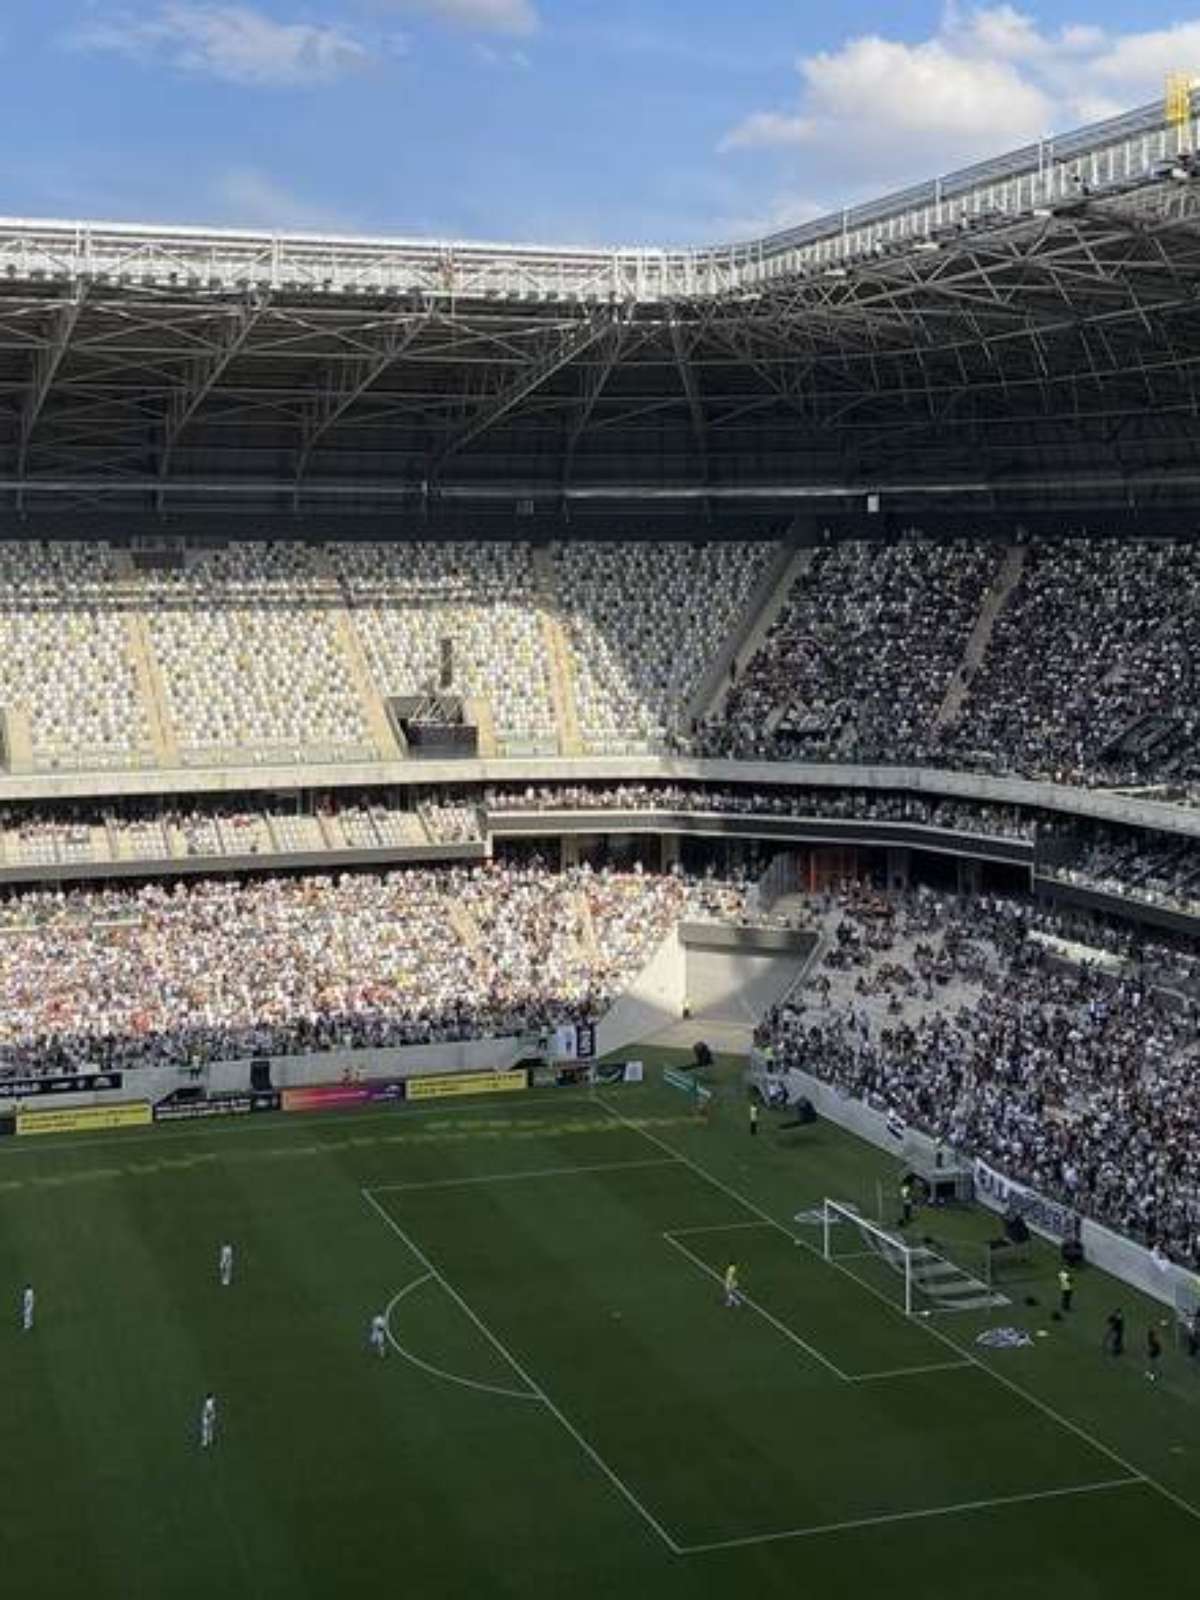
[473,40,530,68]
[382,0,537,37]
[68,4,372,86]
[721,8,1200,205]
[210,168,355,230]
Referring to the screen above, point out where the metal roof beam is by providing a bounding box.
[427,313,610,478]
[157,294,268,490]
[294,309,433,487]
[16,291,86,488]
[669,317,709,484]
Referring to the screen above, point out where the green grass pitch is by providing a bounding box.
[1,1049,1198,1599]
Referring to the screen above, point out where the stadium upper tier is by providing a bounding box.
[0,537,1199,805]
[2,96,1200,514]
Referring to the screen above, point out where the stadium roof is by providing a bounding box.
[3,94,1200,532]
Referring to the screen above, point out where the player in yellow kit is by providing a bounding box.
[724,1263,741,1308]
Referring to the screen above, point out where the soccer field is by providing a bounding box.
[1,1056,1197,1599]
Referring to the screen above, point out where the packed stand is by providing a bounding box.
[703,539,998,762]
[936,541,1200,784]
[484,781,1035,839]
[552,541,772,752]
[0,864,747,1076]
[762,888,1200,1267]
[1042,822,1200,919]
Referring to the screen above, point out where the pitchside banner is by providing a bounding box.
[282,1081,406,1114]
[16,1102,152,1137]
[973,1156,1079,1242]
[155,1092,281,1122]
[406,1069,528,1103]
[0,1072,124,1100]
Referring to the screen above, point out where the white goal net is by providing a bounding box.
[822,1198,1008,1315]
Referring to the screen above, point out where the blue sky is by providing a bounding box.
[1,2,1197,243]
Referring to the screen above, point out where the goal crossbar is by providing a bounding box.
[821,1198,1007,1315]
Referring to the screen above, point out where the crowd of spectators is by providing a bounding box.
[701,537,1200,789]
[5,534,1200,791]
[1042,822,1200,920]
[763,887,1200,1266]
[935,541,1200,785]
[0,863,750,1077]
[701,539,998,763]
[484,781,1035,838]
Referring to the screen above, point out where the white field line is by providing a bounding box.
[663,1228,971,1384]
[371,1156,681,1193]
[846,1360,973,1383]
[664,1220,774,1239]
[662,1231,850,1381]
[594,1093,1200,1530]
[678,1476,1142,1554]
[382,1274,541,1403]
[362,1186,683,1555]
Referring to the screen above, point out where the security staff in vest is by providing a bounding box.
[1058,1265,1074,1314]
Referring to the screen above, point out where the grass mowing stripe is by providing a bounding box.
[372,1156,681,1193]
[382,1274,541,1402]
[594,1092,1200,1531]
[0,1091,599,1159]
[362,1185,684,1556]
[678,1476,1143,1554]
[661,1231,850,1380]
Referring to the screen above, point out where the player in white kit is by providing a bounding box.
[218,1243,234,1287]
[369,1313,388,1358]
[21,1284,34,1332]
[199,1393,217,1449]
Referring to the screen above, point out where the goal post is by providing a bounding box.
[821,1198,1006,1315]
[823,1198,918,1314]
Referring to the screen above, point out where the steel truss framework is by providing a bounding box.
[2,98,1200,524]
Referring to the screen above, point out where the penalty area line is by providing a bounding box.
[661,1231,849,1382]
[370,1155,681,1194]
[362,1187,684,1556]
[592,1093,1200,1531]
[678,1475,1143,1555]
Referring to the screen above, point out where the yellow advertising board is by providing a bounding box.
[406,1069,528,1103]
[16,1102,153,1138]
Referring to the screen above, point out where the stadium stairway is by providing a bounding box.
[692,543,813,726]
[113,552,179,768]
[309,549,403,760]
[448,899,484,952]
[463,696,498,759]
[531,547,584,756]
[935,544,1027,730]
[573,891,602,965]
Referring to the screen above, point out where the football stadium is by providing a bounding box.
[5,68,1200,1599]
